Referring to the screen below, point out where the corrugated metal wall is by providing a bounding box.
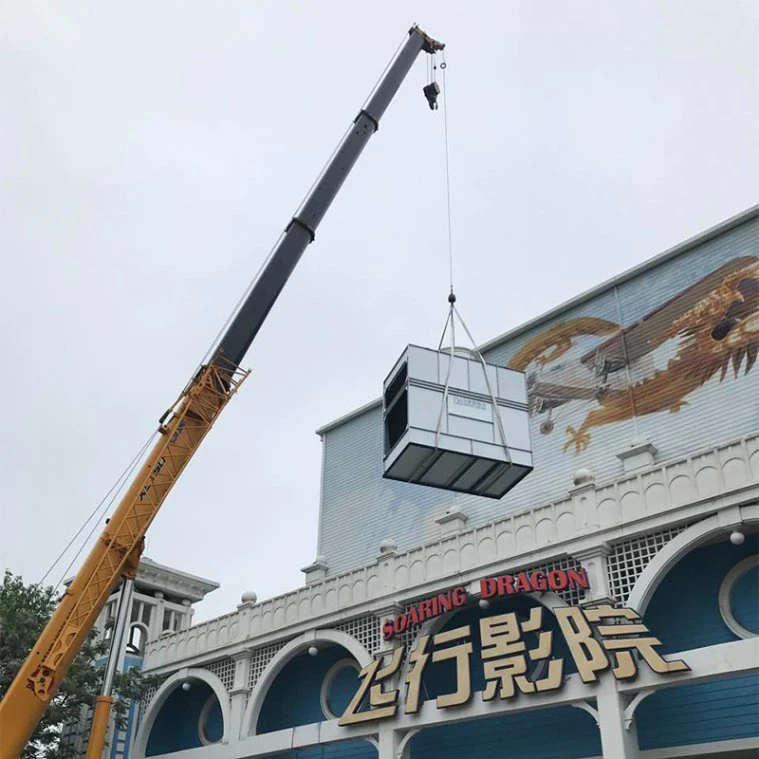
[319,215,759,574]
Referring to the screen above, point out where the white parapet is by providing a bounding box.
[143,434,759,672]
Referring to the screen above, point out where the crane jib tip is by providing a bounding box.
[409,24,445,53]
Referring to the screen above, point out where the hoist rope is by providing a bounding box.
[434,302,513,464]
[53,433,155,592]
[427,53,512,464]
[440,52,455,295]
[38,431,157,590]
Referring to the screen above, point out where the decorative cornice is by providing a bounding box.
[135,557,220,602]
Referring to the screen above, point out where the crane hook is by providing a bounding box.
[423,81,440,110]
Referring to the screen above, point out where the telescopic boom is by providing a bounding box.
[0,25,443,759]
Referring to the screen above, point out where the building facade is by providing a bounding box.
[134,206,758,759]
[61,557,219,759]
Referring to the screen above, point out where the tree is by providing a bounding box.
[0,571,158,759]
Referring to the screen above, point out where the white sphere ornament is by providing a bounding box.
[730,530,745,546]
[181,682,191,691]
[379,538,398,554]
[241,590,257,604]
[478,599,491,610]
[573,468,594,486]
[308,646,319,657]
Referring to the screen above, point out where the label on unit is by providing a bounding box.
[447,394,492,422]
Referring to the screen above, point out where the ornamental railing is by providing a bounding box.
[143,434,758,671]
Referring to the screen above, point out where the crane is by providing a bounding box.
[0,24,444,759]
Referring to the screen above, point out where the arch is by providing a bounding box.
[627,503,759,616]
[132,668,231,758]
[126,622,149,656]
[409,588,568,647]
[242,628,372,738]
[401,589,570,683]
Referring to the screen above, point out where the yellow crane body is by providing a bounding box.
[0,24,442,759]
[0,359,248,759]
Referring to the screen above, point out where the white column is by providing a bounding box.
[596,677,639,758]
[180,598,192,630]
[229,651,252,740]
[377,725,406,759]
[152,591,166,637]
[373,603,404,657]
[574,543,615,606]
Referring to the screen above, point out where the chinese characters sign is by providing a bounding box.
[339,605,689,726]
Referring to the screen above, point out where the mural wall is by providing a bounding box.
[318,214,759,575]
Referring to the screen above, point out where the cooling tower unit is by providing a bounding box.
[382,344,533,499]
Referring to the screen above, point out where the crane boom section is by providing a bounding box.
[0,24,443,759]
[0,360,248,759]
[216,25,444,367]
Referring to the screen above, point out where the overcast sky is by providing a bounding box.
[1,1,757,622]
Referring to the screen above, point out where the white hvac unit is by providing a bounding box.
[382,344,533,499]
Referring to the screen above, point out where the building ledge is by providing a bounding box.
[143,433,759,672]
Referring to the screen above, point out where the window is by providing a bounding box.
[126,624,146,655]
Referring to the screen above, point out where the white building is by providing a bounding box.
[62,557,218,759]
[133,206,758,759]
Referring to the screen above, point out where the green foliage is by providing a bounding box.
[0,571,160,758]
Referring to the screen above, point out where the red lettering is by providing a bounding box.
[408,606,419,626]
[481,578,498,599]
[567,568,589,590]
[437,592,453,613]
[497,575,510,596]
[530,571,548,591]
[382,620,394,640]
[419,600,435,621]
[504,575,516,594]
[548,570,568,591]
[514,572,532,593]
[394,615,408,634]
[451,587,468,607]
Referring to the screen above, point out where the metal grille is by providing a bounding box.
[607,523,694,603]
[248,640,290,689]
[206,656,236,692]
[334,615,382,655]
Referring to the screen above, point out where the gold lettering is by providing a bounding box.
[432,625,473,708]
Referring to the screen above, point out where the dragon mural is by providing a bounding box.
[508,256,759,454]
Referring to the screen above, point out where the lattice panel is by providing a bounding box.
[248,641,290,689]
[531,556,587,606]
[137,677,166,730]
[206,656,236,692]
[607,523,694,603]
[397,556,587,649]
[334,615,382,655]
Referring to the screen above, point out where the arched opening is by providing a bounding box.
[414,593,578,706]
[143,678,224,757]
[633,525,759,753]
[644,529,758,653]
[256,644,360,734]
[126,622,148,656]
[243,629,372,738]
